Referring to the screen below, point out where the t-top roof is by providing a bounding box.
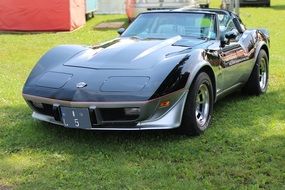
[140,8,233,17]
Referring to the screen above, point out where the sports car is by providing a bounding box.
[22,9,270,135]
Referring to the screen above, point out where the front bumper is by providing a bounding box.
[23,89,188,130]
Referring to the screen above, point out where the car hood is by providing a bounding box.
[64,36,207,70]
[23,36,210,102]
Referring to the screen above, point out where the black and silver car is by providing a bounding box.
[23,9,270,135]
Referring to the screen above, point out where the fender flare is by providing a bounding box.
[184,48,217,97]
[254,42,269,64]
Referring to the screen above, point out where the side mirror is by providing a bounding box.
[117,28,125,35]
[220,29,238,47]
[225,30,238,40]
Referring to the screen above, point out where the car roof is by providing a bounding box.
[177,8,232,15]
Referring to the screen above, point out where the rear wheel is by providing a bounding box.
[243,49,269,95]
[179,72,214,136]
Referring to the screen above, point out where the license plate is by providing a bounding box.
[61,107,92,129]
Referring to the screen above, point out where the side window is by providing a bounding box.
[224,20,236,33]
[218,14,239,36]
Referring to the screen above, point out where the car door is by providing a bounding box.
[219,19,254,91]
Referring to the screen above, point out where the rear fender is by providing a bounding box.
[253,29,270,65]
[254,42,269,63]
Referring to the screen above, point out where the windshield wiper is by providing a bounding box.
[129,36,165,40]
[180,35,209,40]
[129,36,144,40]
[143,37,165,40]
[199,36,209,40]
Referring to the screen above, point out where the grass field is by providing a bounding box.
[0,0,284,189]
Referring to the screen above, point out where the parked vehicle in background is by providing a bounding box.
[240,0,270,7]
[126,0,210,21]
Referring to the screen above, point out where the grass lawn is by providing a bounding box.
[0,0,284,189]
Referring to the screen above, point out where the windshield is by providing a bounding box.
[122,12,217,39]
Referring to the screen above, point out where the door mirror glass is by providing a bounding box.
[220,29,238,47]
[225,29,238,40]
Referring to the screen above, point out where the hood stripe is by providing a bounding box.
[133,35,182,61]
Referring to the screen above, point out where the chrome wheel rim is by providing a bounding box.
[259,58,267,90]
[195,83,210,128]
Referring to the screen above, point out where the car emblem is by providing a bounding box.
[76,82,87,88]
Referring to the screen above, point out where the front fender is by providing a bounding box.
[25,45,89,83]
[184,49,216,90]
[150,48,216,100]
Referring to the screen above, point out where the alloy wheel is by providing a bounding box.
[195,83,210,128]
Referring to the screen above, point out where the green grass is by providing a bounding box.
[0,1,284,189]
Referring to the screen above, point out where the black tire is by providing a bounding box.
[243,49,269,95]
[179,72,214,136]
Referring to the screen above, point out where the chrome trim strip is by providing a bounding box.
[216,83,243,101]
[32,112,64,126]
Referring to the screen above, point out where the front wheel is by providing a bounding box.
[179,72,214,136]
